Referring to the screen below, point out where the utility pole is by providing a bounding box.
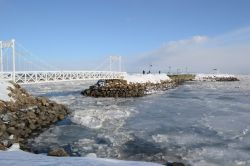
[168,66,171,74]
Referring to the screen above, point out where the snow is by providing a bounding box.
[124,73,171,84]
[7,143,21,151]
[0,80,14,102]
[0,149,162,166]
[195,73,236,81]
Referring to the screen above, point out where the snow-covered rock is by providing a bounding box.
[124,74,171,84]
[0,80,69,151]
[0,80,14,102]
[7,143,21,151]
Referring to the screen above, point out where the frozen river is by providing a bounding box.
[23,75,250,166]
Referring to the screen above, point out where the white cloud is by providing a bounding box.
[168,35,208,46]
[127,27,250,74]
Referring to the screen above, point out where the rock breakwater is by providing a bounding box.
[82,79,179,98]
[0,81,69,150]
[195,74,239,81]
[214,77,239,81]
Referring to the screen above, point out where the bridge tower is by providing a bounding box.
[0,39,16,81]
[109,55,122,72]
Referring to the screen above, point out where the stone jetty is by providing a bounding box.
[82,78,179,98]
[195,74,239,81]
[214,77,239,81]
[0,81,69,150]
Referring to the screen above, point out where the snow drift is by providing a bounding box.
[0,150,162,166]
[124,73,171,84]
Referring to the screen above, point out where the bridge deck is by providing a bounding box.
[0,71,126,84]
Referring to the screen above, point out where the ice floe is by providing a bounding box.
[71,106,132,129]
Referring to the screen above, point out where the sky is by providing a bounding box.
[0,0,250,73]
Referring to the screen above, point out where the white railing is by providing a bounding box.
[0,71,126,84]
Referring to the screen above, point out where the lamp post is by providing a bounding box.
[149,64,152,74]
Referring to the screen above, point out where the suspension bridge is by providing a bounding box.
[0,39,126,84]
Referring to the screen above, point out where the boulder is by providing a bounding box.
[166,162,185,166]
[40,97,48,106]
[27,111,36,119]
[58,114,65,120]
[0,143,6,150]
[48,148,69,157]
[7,127,18,135]
[0,123,7,132]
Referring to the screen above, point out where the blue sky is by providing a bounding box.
[1,0,250,73]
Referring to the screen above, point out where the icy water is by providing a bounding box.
[23,76,250,166]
